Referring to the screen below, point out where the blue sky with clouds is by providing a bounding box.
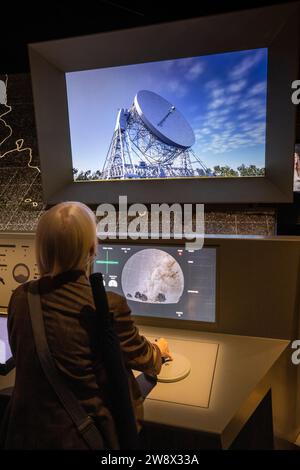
[66,48,267,173]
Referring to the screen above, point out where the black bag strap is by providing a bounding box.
[89,273,139,449]
[27,281,104,450]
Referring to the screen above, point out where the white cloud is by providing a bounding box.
[208,96,242,115]
[253,106,266,119]
[200,127,211,135]
[167,80,188,98]
[237,112,249,120]
[208,98,225,110]
[185,62,205,81]
[189,51,267,158]
[227,80,247,93]
[206,107,231,119]
[205,115,229,130]
[211,87,224,99]
[239,97,262,110]
[229,50,265,80]
[248,81,266,96]
[194,111,265,155]
[225,94,241,106]
[205,79,221,90]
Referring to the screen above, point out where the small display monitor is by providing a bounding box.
[0,316,13,375]
[93,244,217,323]
[294,143,300,192]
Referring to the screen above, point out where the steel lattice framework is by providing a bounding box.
[102,101,210,180]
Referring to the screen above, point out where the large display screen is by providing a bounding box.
[67,48,268,182]
[93,244,217,323]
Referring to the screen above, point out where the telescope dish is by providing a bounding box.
[134,90,195,149]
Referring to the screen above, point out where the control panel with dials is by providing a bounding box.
[0,233,38,314]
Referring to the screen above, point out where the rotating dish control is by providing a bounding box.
[12,263,30,284]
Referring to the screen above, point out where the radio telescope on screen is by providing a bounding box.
[102,90,211,179]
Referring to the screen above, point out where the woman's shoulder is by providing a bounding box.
[9,280,30,301]
[8,280,38,310]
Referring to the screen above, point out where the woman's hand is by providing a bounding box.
[155,337,173,361]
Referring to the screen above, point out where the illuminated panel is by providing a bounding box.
[0,235,38,313]
[0,316,11,364]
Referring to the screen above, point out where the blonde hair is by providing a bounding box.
[36,201,97,276]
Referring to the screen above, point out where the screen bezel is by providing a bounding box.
[29,3,299,204]
[93,240,220,332]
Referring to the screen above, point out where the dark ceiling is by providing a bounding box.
[0,0,297,73]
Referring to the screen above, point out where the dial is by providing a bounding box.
[12,263,30,284]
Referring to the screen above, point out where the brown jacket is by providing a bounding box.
[0,270,162,449]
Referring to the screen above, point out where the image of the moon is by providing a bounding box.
[121,249,184,304]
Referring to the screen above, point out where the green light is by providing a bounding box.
[95,260,119,265]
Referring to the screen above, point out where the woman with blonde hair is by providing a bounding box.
[0,201,171,449]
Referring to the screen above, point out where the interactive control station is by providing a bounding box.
[93,244,217,384]
[0,233,299,449]
[92,238,297,449]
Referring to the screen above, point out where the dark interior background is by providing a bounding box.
[0,0,299,234]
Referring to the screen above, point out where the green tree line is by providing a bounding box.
[73,164,265,180]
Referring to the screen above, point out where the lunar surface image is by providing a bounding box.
[121,249,184,304]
